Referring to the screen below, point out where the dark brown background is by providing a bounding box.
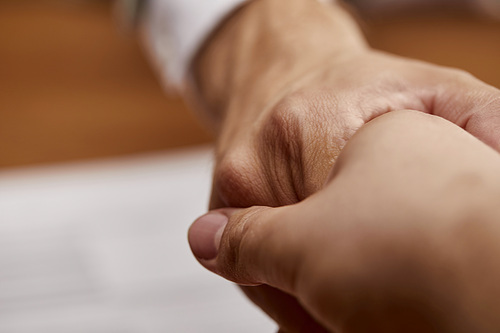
[1,1,499,168]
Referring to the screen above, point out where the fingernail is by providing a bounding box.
[188,211,228,260]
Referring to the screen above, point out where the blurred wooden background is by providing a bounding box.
[0,1,499,168]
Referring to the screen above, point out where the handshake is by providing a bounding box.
[185,0,500,331]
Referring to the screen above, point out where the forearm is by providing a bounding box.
[188,0,368,131]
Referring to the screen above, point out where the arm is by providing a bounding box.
[186,0,500,330]
[188,0,367,129]
[188,0,500,209]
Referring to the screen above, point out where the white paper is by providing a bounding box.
[0,146,275,332]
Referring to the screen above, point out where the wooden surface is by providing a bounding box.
[0,2,499,168]
[0,1,212,169]
[366,9,500,88]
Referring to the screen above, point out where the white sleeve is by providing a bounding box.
[141,0,248,90]
[129,0,498,92]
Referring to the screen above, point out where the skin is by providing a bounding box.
[185,0,500,330]
[189,111,500,332]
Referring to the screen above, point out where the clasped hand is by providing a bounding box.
[186,0,500,331]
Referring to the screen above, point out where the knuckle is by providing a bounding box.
[265,99,304,152]
[454,68,475,79]
[214,148,267,208]
[466,93,500,148]
[264,96,307,142]
[478,91,500,110]
[442,67,478,83]
[259,92,341,200]
[258,98,307,202]
[262,91,333,146]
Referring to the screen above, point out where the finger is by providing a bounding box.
[464,99,500,152]
[188,206,304,295]
[241,285,329,333]
[433,71,500,151]
[207,179,329,331]
[188,206,329,331]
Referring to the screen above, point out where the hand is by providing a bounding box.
[189,110,500,333]
[189,0,500,210]
[207,49,500,209]
[187,0,500,330]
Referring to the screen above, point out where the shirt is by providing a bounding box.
[118,0,500,91]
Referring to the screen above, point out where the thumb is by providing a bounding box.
[188,206,303,294]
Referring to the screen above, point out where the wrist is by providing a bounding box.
[188,0,368,131]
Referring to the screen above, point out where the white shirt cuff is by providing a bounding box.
[142,0,248,91]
